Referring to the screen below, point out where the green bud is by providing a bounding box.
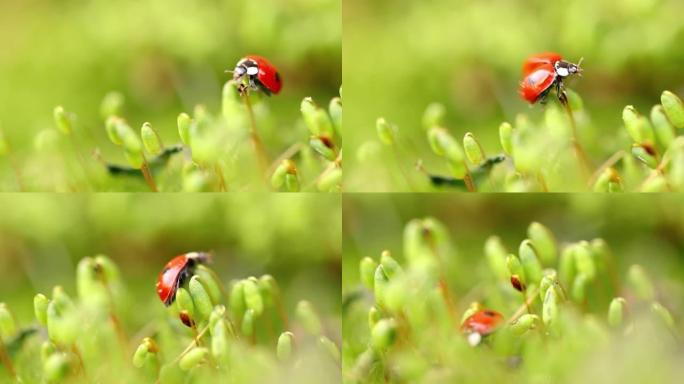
[380,250,402,279]
[484,236,508,280]
[376,117,396,146]
[623,106,654,144]
[329,97,342,134]
[177,113,193,146]
[506,254,526,285]
[374,265,389,306]
[539,274,554,302]
[141,122,162,155]
[229,281,246,322]
[211,320,229,361]
[571,273,589,302]
[43,353,71,382]
[133,337,158,368]
[499,122,514,155]
[359,257,378,290]
[608,297,627,328]
[428,127,466,177]
[463,132,484,165]
[559,246,576,288]
[573,242,596,280]
[651,302,675,330]
[209,305,227,331]
[105,116,124,146]
[318,336,340,363]
[660,90,684,128]
[542,287,559,329]
[383,278,407,312]
[284,167,300,192]
[243,278,264,317]
[100,91,124,119]
[509,314,539,336]
[309,135,337,161]
[296,300,322,335]
[34,294,49,326]
[176,288,195,321]
[301,97,322,136]
[195,265,222,305]
[627,264,655,300]
[422,102,446,129]
[51,286,74,312]
[53,106,72,135]
[46,300,77,345]
[631,144,659,169]
[271,159,296,189]
[527,222,557,266]
[368,306,381,330]
[189,276,215,322]
[651,105,676,148]
[179,347,208,371]
[317,166,342,192]
[0,303,17,340]
[593,167,622,192]
[277,331,294,361]
[519,240,543,284]
[371,319,397,351]
[241,309,255,337]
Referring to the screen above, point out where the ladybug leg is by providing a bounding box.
[556,80,568,106]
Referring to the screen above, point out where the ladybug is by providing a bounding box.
[460,309,504,346]
[519,52,582,104]
[231,55,283,96]
[156,252,211,306]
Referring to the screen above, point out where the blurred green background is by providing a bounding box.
[344,0,684,191]
[0,0,340,187]
[0,193,341,334]
[343,194,684,303]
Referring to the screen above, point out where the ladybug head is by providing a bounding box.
[554,58,583,78]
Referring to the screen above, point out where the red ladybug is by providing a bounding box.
[231,55,283,95]
[156,252,211,306]
[461,309,504,346]
[519,52,582,104]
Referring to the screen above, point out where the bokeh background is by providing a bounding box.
[0,193,341,334]
[0,0,341,188]
[344,0,684,191]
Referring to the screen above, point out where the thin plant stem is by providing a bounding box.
[587,150,625,187]
[214,162,228,191]
[0,338,16,380]
[71,344,88,380]
[508,286,540,324]
[140,157,158,192]
[267,142,303,177]
[242,93,269,175]
[462,161,476,192]
[561,99,592,179]
[168,324,210,366]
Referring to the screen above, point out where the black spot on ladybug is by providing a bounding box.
[275,71,281,83]
[484,310,496,317]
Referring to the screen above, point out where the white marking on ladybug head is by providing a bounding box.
[555,62,570,77]
[467,332,482,347]
[247,67,259,76]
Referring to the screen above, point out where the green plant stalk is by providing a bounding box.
[140,156,158,192]
[266,142,303,179]
[242,93,269,176]
[562,100,592,179]
[0,338,16,379]
[214,162,228,191]
[168,323,211,367]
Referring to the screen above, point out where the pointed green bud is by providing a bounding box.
[51,286,74,312]
[651,302,675,330]
[623,106,654,144]
[359,257,377,290]
[383,277,407,312]
[651,105,676,148]
[368,306,381,330]
[593,167,622,192]
[463,132,484,165]
[329,97,342,134]
[43,353,71,382]
[229,281,246,321]
[608,297,627,328]
[176,288,195,321]
[574,242,596,280]
[194,265,222,305]
[271,159,297,189]
[631,144,658,169]
[133,337,158,368]
[318,336,340,363]
[509,314,539,336]
[519,240,543,284]
[209,305,227,331]
[177,113,193,146]
[660,90,684,128]
[105,116,124,145]
[527,222,557,266]
[179,347,208,371]
[301,98,333,136]
[277,331,294,361]
[571,273,589,302]
[141,122,162,155]
[627,264,655,300]
[559,246,576,288]
[309,135,337,161]
[100,91,124,119]
[242,277,264,317]
[499,122,514,155]
[374,265,389,306]
[189,276,214,322]
[506,254,526,285]
[0,303,17,340]
[34,294,49,326]
[211,320,229,361]
[422,102,446,129]
[376,117,396,146]
[241,309,255,337]
[317,166,342,192]
[380,250,402,279]
[484,236,508,280]
[428,127,466,177]
[371,318,397,351]
[53,106,72,135]
[542,287,559,329]
[46,300,77,345]
[296,300,322,335]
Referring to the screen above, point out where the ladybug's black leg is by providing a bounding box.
[556,80,568,106]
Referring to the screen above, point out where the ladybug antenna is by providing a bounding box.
[224,69,235,74]
[576,57,584,76]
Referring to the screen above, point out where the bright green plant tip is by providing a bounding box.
[422,102,446,130]
[360,256,378,289]
[661,90,684,128]
[627,264,655,300]
[141,122,162,156]
[371,318,397,351]
[499,122,514,155]
[608,297,627,328]
[53,106,72,135]
[296,300,322,335]
[179,347,209,371]
[277,331,294,361]
[376,117,396,146]
[243,277,264,317]
[463,132,484,165]
[519,239,543,284]
[527,222,557,266]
